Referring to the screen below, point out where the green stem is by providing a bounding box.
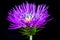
[29,35,32,40]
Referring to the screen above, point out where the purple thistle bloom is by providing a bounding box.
[7,2,51,30]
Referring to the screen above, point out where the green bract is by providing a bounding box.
[19,27,41,37]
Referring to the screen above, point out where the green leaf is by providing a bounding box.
[29,27,37,35]
[19,27,42,36]
[21,32,28,35]
[20,28,30,36]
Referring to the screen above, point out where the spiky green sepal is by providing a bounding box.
[18,27,42,37]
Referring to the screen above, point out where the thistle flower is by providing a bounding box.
[7,2,50,30]
[7,2,53,40]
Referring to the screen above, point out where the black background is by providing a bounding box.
[0,0,59,40]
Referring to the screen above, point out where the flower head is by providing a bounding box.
[7,2,51,30]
